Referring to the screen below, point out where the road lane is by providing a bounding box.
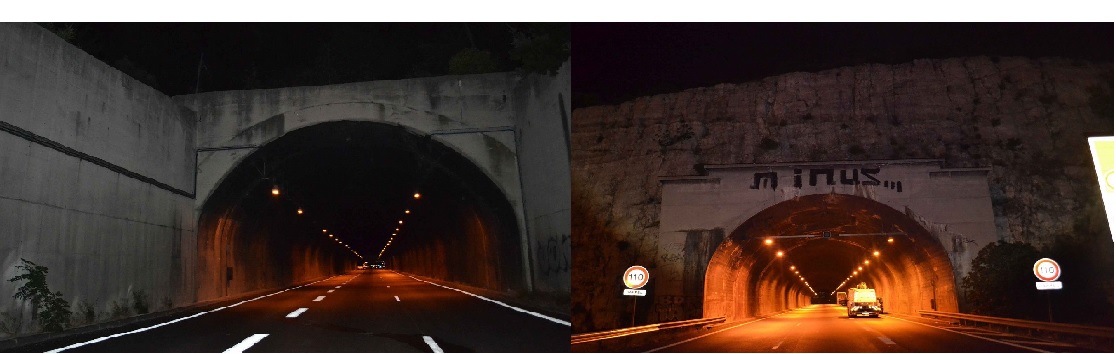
[11,269,570,353]
[650,304,1056,352]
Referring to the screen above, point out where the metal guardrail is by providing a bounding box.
[570,317,726,345]
[918,310,1113,339]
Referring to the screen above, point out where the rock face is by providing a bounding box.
[571,56,1113,332]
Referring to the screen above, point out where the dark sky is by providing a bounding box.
[50,23,564,96]
[572,23,1114,108]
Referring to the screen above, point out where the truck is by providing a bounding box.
[846,283,882,318]
[836,292,847,306]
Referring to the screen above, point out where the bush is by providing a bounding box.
[961,241,1042,319]
[7,259,72,332]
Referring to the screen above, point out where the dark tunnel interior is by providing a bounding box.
[704,194,959,320]
[195,121,523,302]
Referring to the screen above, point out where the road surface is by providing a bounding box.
[643,304,1088,352]
[11,269,570,352]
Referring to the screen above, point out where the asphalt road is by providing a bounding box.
[10,269,571,352]
[646,304,1089,353]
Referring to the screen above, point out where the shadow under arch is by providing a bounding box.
[195,120,523,302]
[704,193,958,321]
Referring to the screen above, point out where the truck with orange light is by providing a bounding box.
[846,284,881,318]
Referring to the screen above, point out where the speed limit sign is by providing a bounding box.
[623,266,649,289]
[1033,258,1060,282]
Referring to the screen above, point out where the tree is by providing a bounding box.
[448,48,499,75]
[961,241,1043,320]
[509,23,570,75]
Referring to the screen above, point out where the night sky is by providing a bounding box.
[572,23,1113,108]
[45,23,566,96]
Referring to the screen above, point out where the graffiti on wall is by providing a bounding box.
[655,295,704,322]
[749,167,904,192]
[536,234,570,276]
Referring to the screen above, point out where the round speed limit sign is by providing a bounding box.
[1033,258,1060,282]
[623,266,649,289]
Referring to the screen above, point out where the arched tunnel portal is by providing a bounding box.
[196,121,522,301]
[704,193,958,321]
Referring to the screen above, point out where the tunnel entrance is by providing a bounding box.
[196,121,522,302]
[704,193,958,321]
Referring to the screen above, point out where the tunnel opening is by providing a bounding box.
[704,193,958,321]
[196,121,523,302]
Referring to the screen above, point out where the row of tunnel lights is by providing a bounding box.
[378,192,422,260]
[270,186,366,260]
[762,235,896,297]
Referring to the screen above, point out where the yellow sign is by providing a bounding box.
[1089,137,1115,240]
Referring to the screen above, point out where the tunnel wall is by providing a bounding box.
[176,63,572,297]
[195,204,351,302]
[513,61,572,295]
[0,23,196,335]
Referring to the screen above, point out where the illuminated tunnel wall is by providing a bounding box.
[704,194,958,321]
[197,121,522,301]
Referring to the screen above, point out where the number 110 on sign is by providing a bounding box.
[623,266,649,289]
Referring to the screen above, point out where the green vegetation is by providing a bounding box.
[448,48,499,75]
[7,259,72,332]
[961,241,1042,319]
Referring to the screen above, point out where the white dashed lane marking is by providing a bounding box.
[327,289,335,293]
[313,296,325,302]
[223,334,269,353]
[395,296,401,302]
[286,308,309,318]
[423,336,444,353]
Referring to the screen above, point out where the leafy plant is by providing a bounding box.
[7,259,72,332]
[961,241,1042,319]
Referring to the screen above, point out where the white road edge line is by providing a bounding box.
[395,296,401,301]
[645,312,785,352]
[884,315,1050,353]
[313,296,326,302]
[44,276,339,350]
[423,336,444,353]
[223,333,269,353]
[398,272,571,326]
[286,308,309,318]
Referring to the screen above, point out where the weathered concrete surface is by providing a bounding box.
[514,61,572,295]
[0,23,196,336]
[571,56,1113,332]
[659,160,992,320]
[175,63,572,298]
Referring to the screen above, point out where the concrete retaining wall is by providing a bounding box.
[0,23,196,336]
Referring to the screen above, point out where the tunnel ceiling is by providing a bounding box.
[726,194,942,296]
[201,120,518,262]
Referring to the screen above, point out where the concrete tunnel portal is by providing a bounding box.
[196,121,523,301]
[704,194,959,321]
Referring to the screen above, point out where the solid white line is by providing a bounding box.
[44,275,339,350]
[223,334,269,353]
[399,272,571,326]
[286,308,309,318]
[46,311,208,352]
[313,296,326,302]
[645,313,784,352]
[884,315,1049,353]
[423,336,444,353]
[327,289,335,293]
[395,296,401,301]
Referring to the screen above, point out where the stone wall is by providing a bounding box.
[571,56,1113,332]
[0,23,196,336]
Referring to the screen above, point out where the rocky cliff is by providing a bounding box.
[570,56,1113,332]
